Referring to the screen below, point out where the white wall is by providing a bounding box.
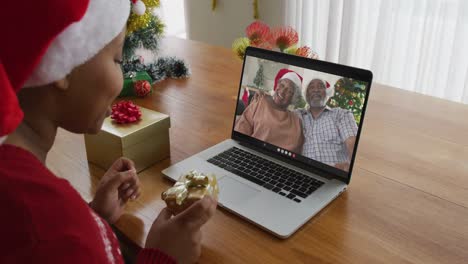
[159,0,186,38]
[184,0,285,48]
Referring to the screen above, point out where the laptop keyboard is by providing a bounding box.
[207,147,324,203]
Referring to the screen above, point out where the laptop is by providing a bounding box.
[162,46,373,238]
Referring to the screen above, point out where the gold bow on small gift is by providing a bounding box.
[162,170,218,213]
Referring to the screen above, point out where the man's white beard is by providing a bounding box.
[308,98,327,108]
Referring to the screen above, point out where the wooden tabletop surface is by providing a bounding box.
[48,37,468,264]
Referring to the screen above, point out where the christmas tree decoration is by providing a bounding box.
[134,80,152,97]
[126,0,161,34]
[127,13,152,34]
[328,77,367,125]
[111,101,142,124]
[124,17,164,59]
[154,57,191,79]
[212,0,217,11]
[131,0,146,15]
[253,63,265,89]
[122,57,190,84]
[119,71,152,97]
[233,21,317,60]
[211,0,259,19]
[253,0,259,19]
[122,0,190,96]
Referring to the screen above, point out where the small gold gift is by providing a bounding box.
[162,170,219,214]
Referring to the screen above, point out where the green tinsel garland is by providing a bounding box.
[123,17,165,60]
[122,57,191,84]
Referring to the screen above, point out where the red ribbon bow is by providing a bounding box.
[111,101,142,124]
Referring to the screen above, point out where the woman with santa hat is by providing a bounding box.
[234,68,304,153]
[0,0,216,263]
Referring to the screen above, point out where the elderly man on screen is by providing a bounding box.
[296,79,358,172]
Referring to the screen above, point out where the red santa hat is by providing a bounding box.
[0,0,130,140]
[274,68,303,91]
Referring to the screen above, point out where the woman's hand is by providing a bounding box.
[145,196,217,264]
[90,157,141,224]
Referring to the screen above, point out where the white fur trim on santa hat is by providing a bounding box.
[279,72,301,90]
[302,78,335,101]
[24,0,130,87]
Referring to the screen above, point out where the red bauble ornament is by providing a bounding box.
[348,100,354,106]
[134,80,151,97]
[111,101,142,124]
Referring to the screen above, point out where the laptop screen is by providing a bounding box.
[232,47,372,181]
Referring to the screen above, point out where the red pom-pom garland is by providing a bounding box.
[111,101,142,124]
[134,80,151,97]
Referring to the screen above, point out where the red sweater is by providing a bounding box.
[0,144,176,264]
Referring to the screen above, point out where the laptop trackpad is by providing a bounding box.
[218,177,260,205]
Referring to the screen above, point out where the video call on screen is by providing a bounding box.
[234,55,369,173]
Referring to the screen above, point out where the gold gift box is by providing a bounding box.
[162,170,219,215]
[84,106,170,173]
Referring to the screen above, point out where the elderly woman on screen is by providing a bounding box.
[234,68,304,153]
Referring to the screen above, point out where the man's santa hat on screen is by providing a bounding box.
[0,0,130,142]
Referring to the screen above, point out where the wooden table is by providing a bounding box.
[47,37,468,263]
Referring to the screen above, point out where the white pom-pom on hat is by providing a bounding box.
[132,0,146,15]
